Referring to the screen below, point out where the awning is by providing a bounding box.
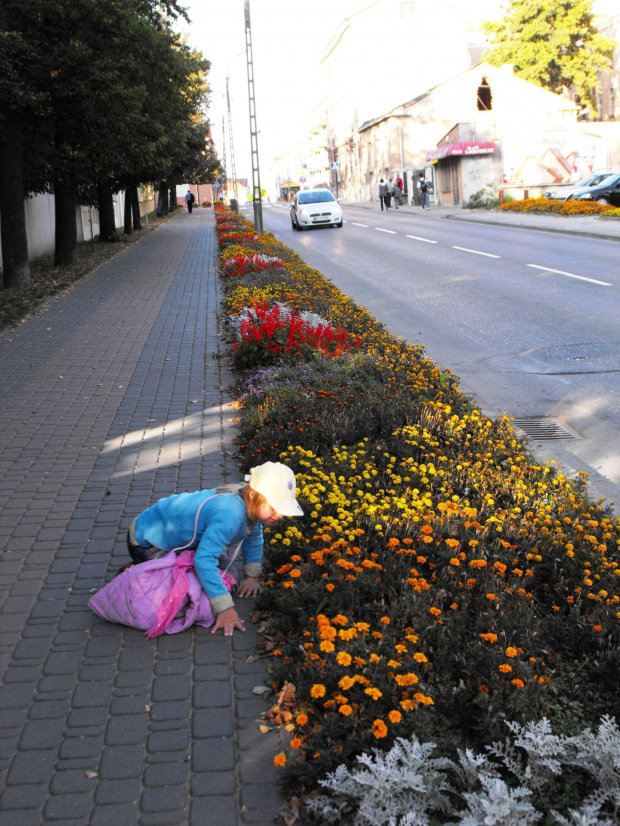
[426,141,496,162]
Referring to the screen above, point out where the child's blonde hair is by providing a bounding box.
[215,482,268,526]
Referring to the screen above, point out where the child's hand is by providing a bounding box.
[212,607,246,636]
[238,577,262,598]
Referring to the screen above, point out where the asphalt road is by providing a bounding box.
[244,202,620,512]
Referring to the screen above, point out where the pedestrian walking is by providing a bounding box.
[378,178,389,211]
[385,178,393,209]
[417,174,430,210]
[185,190,195,213]
[123,462,303,636]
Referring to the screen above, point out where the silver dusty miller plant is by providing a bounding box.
[306,716,620,825]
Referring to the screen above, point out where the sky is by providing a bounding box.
[175,0,618,184]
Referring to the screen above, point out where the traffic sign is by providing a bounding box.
[330,162,339,170]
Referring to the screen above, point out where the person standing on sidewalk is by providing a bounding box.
[417,174,430,210]
[185,190,195,213]
[378,178,389,211]
[392,174,403,209]
[125,462,303,636]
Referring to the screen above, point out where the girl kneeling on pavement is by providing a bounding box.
[126,462,303,636]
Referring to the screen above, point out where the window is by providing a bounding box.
[298,191,335,204]
[477,78,492,111]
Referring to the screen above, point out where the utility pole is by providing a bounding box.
[221,116,227,202]
[244,0,263,233]
[226,77,239,205]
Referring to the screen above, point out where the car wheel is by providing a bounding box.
[297,218,305,231]
[597,197,609,204]
[336,221,343,228]
[291,216,297,230]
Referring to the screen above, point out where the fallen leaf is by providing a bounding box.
[85,771,98,779]
[259,725,272,734]
[252,685,271,695]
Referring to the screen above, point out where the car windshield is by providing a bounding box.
[588,173,613,187]
[298,191,335,204]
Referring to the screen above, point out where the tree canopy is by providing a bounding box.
[483,0,616,115]
[1,0,223,280]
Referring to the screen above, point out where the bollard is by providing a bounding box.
[230,198,239,213]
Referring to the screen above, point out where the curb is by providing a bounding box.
[443,212,620,243]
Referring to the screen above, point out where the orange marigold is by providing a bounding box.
[310,684,326,698]
[372,719,388,739]
[274,753,286,767]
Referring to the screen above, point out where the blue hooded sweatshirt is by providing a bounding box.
[131,490,262,614]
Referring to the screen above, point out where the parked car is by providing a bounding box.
[571,172,620,206]
[290,189,342,230]
[544,172,612,200]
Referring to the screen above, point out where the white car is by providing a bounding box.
[290,189,342,230]
[544,172,612,200]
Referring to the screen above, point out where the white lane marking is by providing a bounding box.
[352,222,369,227]
[406,234,437,244]
[527,264,612,286]
[452,245,501,258]
[375,228,397,234]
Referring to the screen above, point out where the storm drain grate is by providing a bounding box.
[511,417,581,441]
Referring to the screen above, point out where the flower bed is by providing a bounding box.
[214,208,620,822]
[501,197,620,217]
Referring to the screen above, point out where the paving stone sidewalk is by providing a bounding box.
[0,209,285,825]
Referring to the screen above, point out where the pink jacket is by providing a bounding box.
[88,550,236,636]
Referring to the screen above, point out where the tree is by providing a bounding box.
[483,0,616,115]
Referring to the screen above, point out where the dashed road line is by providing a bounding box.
[351,222,369,227]
[375,228,397,234]
[452,245,501,258]
[527,264,612,286]
[406,234,438,244]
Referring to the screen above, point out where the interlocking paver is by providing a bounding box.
[0,209,285,824]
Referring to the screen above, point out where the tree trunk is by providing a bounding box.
[54,177,78,267]
[169,183,177,210]
[123,188,133,235]
[157,181,168,216]
[0,127,31,288]
[131,184,142,230]
[97,179,120,242]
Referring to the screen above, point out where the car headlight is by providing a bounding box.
[300,208,309,215]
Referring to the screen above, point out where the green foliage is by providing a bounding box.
[483,0,616,115]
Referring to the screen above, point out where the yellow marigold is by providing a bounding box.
[320,641,335,653]
[332,614,348,626]
[339,676,355,690]
[310,684,326,698]
[388,710,402,724]
[372,719,388,739]
[380,616,391,624]
[469,559,487,569]
[336,652,352,666]
[413,693,434,706]
[479,633,498,643]
[486,593,498,601]
[296,712,308,726]
[511,678,525,688]
[387,659,401,668]
[274,753,286,767]
[338,628,358,641]
[429,607,442,616]
[400,699,415,710]
[413,653,428,663]
[339,704,353,716]
[289,569,301,578]
[449,557,461,566]
[494,561,507,575]
[445,538,460,549]
[505,647,518,658]
[499,664,512,673]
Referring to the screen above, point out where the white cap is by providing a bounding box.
[248,462,303,517]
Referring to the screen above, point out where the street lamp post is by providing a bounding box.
[243,0,263,234]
